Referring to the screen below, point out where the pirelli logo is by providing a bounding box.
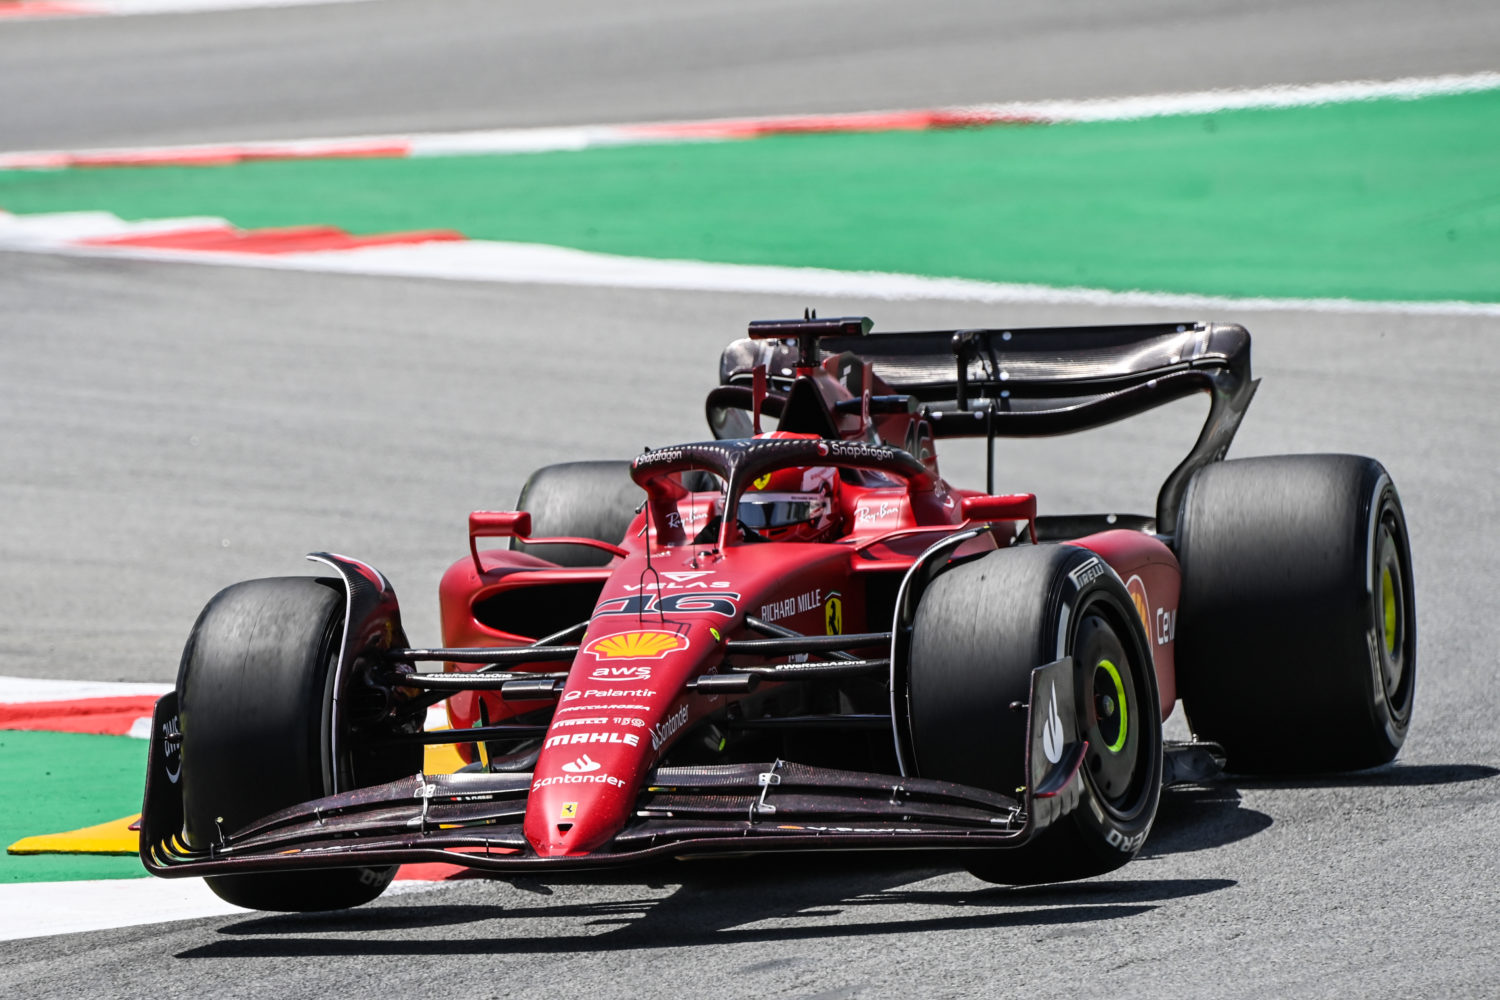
[1068,557,1107,588]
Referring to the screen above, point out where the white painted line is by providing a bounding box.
[2,71,1496,168]
[0,878,248,941]
[92,0,372,11]
[0,675,172,704]
[15,230,1500,318]
[4,208,1496,317]
[0,0,372,20]
[0,875,455,941]
[0,210,230,244]
[964,70,1500,123]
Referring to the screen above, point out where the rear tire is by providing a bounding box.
[1175,454,1416,773]
[177,577,419,911]
[908,545,1163,884]
[511,461,643,567]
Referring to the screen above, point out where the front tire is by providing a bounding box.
[177,577,418,911]
[1174,454,1417,772]
[907,545,1163,884]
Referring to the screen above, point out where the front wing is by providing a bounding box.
[140,658,1087,876]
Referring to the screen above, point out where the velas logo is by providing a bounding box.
[585,630,690,660]
[1126,575,1150,628]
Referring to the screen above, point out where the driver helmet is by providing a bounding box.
[740,463,842,543]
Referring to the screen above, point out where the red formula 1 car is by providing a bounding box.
[140,316,1417,911]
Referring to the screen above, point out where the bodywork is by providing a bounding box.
[142,318,1250,878]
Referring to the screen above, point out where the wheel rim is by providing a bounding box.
[1373,514,1410,705]
[1094,658,1129,753]
[1074,609,1150,816]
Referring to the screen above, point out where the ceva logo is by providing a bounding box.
[561,754,602,774]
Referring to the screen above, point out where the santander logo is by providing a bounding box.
[561,754,602,774]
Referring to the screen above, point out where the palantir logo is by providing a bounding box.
[1042,683,1064,765]
[561,754,602,774]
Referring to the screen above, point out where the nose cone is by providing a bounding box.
[526,745,639,856]
[523,620,719,857]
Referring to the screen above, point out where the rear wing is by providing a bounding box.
[717,319,1258,536]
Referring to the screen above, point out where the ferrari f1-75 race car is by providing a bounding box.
[140,316,1417,911]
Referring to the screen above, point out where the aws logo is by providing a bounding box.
[589,665,653,683]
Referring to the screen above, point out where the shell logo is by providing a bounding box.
[584,630,690,660]
[1126,575,1151,628]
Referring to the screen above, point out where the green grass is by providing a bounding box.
[1,731,147,883]
[3,88,1498,301]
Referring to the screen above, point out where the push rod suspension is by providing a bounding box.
[373,723,549,747]
[385,646,579,664]
[723,632,890,655]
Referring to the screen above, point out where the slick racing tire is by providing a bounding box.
[176,577,420,911]
[908,545,1163,885]
[1175,454,1416,773]
[511,460,644,567]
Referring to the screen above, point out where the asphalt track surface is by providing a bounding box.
[3,2,1500,998]
[5,251,1500,998]
[2,0,1500,150]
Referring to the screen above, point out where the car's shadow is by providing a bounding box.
[1222,761,1497,791]
[1144,761,1498,855]
[176,762,1495,960]
[184,864,1232,959]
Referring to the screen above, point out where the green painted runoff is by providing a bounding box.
[1,731,147,883]
[2,89,1497,302]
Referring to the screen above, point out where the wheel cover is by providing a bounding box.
[1094,658,1129,754]
[1373,515,1410,705]
[1074,609,1150,816]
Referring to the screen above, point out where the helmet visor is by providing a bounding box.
[739,492,829,530]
